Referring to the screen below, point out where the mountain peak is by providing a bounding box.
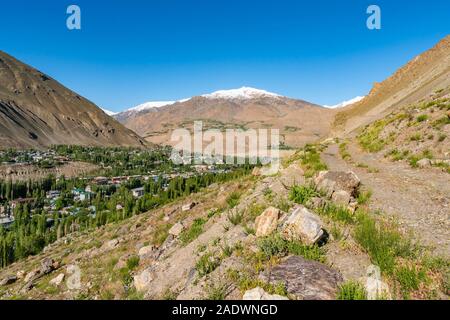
[201,87,282,100]
[324,96,365,109]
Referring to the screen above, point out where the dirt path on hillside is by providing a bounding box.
[321,142,450,257]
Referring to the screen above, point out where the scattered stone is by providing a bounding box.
[281,205,327,245]
[138,245,155,259]
[261,256,343,300]
[16,270,25,279]
[40,258,56,275]
[417,158,431,168]
[103,238,119,251]
[332,190,351,206]
[134,268,154,292]
[182,202,196,211]
[364,265,391,300]
[255,207,280,237]
[24,270,39,283]
[315,171,360,197]
[306,197,325,210]
[169,222,185,237]
[243,287,288,300]
[0,275,17,286]
[49,274,65,287]
[252,167,261,176]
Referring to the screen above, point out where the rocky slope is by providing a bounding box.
[334,35,450,135]
[0,51,147,149]
[116,87,336,148]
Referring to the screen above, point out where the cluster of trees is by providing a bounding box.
[0,165,253,268]
[52,145,174,176]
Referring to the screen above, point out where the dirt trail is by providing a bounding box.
[321,142,450,257]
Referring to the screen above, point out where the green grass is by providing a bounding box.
[416,114,428,122]
[196,252,221,277]
[410,133,422,142]
[358,120,388,152]
[126,255,140,270]
[337,281,367,300]
[179,218,207,245]
[357,189,373,205]
[289,184,320,205]
[227,269,288,297]
[205,282,230,300]
[354,212,415,274]
[339,142,352,161]
[299,145,328,177]
[227,210,244,225]
[395,265,427,299]
[226,191,242,209]
[257,234,325,263]
[151,223,172,246]
[317,202,355,224]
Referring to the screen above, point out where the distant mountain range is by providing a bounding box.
[113,87,336,147]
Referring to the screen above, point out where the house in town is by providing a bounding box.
[131,187,145,198]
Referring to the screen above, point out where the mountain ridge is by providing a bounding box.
[0,51,147,149]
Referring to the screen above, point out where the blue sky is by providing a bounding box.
[0,0,449,111]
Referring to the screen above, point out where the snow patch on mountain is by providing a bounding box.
[324,96,365,109]
[202,87,281,100]
[102,108,117,116]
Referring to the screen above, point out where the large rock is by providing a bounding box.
[40,258,56,275]
[364,265,391,300]
[255,207,280,237]
[102,238,120,251]
[243,287,288,300]
[169,222,185,237]
[417,158,431,168]
[49,274,65,287]
[261,256,343,300]
[0,275,17,286]
[331,190,351,206]
[314,171,360,197]
[134,268,154,292]
[281,205,326,245]
[138,245,155,259]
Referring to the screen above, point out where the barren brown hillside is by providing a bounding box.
[0,51,147,149]
[334,35,450,135]
[120,95,336,148]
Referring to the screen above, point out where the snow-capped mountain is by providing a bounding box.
[324,96,365,109]
[202,87,282,100]
[113,87,284,122]
[101,108,117,116]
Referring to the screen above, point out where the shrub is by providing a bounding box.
[126,255,140,270]
[196,252,220,277]
[227,210,244,225]
[438,134,447,142]
[226,192,241,209]
[152,223,172,246]
[416,114,428,122]
[337,281,367,300]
